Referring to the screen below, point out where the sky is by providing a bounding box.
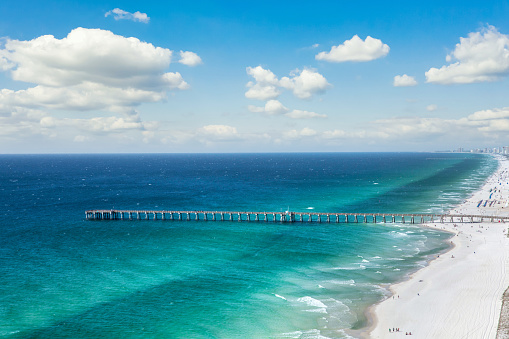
[1,0,509,153]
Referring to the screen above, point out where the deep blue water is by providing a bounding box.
[0,153,497,338]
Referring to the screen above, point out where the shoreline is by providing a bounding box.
[361,154,509,338]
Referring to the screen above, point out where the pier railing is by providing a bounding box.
[85,210,509,224]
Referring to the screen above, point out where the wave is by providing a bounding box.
[274,294,287,301]
[278,329,332,339]
[332,264,366,270]
[325,279,356,285]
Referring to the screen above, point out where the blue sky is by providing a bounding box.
[1,0,509,153]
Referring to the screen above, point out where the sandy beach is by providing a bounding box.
[366,155,509,338]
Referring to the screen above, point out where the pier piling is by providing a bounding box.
[85,210,508,225]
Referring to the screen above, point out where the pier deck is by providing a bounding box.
[85,210,508,224]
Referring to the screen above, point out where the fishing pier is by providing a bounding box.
[85,210,509,224]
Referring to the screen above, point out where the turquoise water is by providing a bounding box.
[0,153,497,338]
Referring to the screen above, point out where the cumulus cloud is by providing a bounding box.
[245,83,281,101]
[0,103,158,151]
[393,74,418,87]
[279,69,330,99]
[248,100,327,119]
[246,66,279,85]
[0,27,192,112]
[426,25,509,84]
[467,107,509,121]
[0,55,13,71]
[245,66,330,101]
[315,35,390,62]
[248,99,289,115]
[179,51,203,66]
[2,28,173,88]
[285,110,327,119]
[105,8,150,23]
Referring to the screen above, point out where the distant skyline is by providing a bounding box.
[1,0,509,153]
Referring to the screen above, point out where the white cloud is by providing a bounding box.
[2,28,173,88]
[425,26,509,84]
[368,106,509,139]
[322,129,373,140]
[426,104,438,112]
[248,99,289,115]
[283,127,317,139]
[315,35,390,62]
[246,66,279,85]
[105,8,150,23]
[0,84,167,112]
[372,117,452,138]
[248,100,327,119]
[179,51,203,66]
[39,114,148,133]
[393,74,418,87]
[264,100,289,114]
[279,69,330,99]
[0,28,192,112]
[465,107,509,121]
[245,66,330,101]
[198,125,240,141]
[245,83,281,101]
[0,55,13,71]
[245,66,281,100]
[0,27,202,149]
[285,110,327,119]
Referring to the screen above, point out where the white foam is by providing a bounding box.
[305,308,328,314]
[279,331,303,338]
[297,296,327,308]
[274,294,287,301]
[326,279,355,285]
[392,232,409,238]
[332,265,366,270]
[280,329,330,339]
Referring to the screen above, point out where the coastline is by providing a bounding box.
[362,155,509,338]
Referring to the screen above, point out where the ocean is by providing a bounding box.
[0,153,497,338]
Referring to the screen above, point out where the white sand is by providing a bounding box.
[367,155,509,338]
